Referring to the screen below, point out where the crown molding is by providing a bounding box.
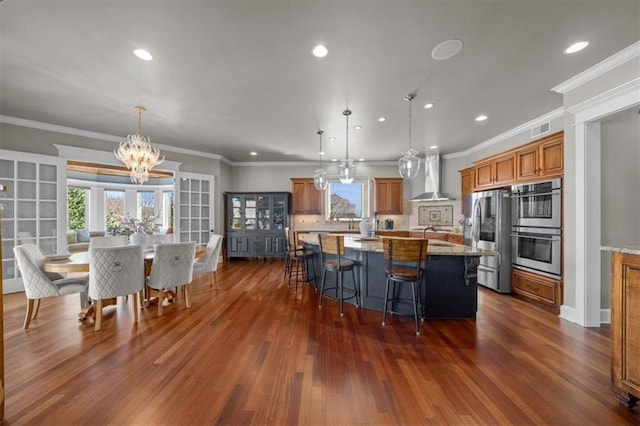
[0,114,231,163]
[552,40,640,94]
[567,77,640,125]
[443,107,565,160]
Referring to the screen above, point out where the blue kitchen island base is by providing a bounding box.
[304,242,479,319]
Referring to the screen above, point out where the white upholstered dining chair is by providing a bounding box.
[146,242,196,316]
[13,243,89,329]
[89,235,129,248]
[192,234,223,289]
[89,245,145,331]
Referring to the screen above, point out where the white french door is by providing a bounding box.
[175,172,215,246]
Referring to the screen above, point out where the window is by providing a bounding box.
[162,191,174,230]
[137,191,155,220]
[105,190,124,233]
[67,186,87,229]
[326,180,367,220]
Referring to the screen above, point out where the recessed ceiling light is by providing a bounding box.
[329,136,336,141]
[378,117,386,122]
[331,158,338,162]
[250,151,257,156]
[318,151,325,156]
[424,103,434,109]
[358,158,365,162]
[564,41,589,54]
[133,49,153,61]
[475,115,488,122]
[312,44,328,58]
[430,145,438,149]
[354,125,362,130]
[431,39,463,61]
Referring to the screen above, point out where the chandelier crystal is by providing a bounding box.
[398,94,421,180]
[338,109,355,184]
[313,130,329,190]
[114,106,164,184]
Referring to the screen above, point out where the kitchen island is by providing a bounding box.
[297,233,494,319]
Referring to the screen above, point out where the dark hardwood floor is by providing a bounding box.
[3,259,639,425]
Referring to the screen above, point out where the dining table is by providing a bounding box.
[43,245,206,320]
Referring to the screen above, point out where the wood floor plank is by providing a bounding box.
[3,258,640,425]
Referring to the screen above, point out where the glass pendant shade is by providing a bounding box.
[399,148,421,179]
[398,93,420,180]
[313,168,328,190]
[338,159,355,184]
[339,109,355,184]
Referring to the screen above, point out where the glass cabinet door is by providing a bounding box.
[244,196,256,230]
[272,195,286,231]
[231,196,243,231]
[257,196,270,231]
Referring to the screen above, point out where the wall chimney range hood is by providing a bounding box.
[410,154,455,202]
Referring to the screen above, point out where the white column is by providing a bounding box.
[124,189,137,219]
[88,187,105,231]
[574,121,602,326]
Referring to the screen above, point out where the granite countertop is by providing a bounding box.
[293,228,463,236]
[601,245,640,256]
[297,233,493,257]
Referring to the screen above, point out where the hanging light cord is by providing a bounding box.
[405,94,415,150]
[136,106,146,135]
[317,130,324,167]
[343,109,352,160]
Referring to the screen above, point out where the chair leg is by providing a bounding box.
[339,272,344,317]
[382,279,390,326]
[411,281,420,336]
[351,269,359,307]
[33,298,41,319]
[213,271,219,290]
[133,292,139,323]
[23,299,35,329]
[184,286,191,308]
[94,299,103,331]
[158,291,164,316]
[318,268,327,308]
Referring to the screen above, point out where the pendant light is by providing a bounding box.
[313,130,328,190]
[114,106,164,184]
[398,94,421,179]
[338,109,355,184]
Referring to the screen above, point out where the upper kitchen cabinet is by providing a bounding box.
[516,132,564,181]
[459,167,475,198]
[373,177,404,214]
[291,178,321,214]
[466,132,564,191]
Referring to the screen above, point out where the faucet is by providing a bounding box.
[423,226,437,239]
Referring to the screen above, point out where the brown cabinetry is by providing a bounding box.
[446,234,464,244]
[460,167,475,198]
[291,178,321,214]
[464,132,564,192]
[373,178,403,214]
[511,268,562,314]
[610,252,640,409]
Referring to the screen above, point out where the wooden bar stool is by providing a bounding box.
[381,237,428,335]
[318,234,359,316]
[285,229,317,292]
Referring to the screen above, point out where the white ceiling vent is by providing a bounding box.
[531,121,550,138]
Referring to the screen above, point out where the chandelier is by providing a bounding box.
[338,109,355,184]
[398,93,421,179]
[313,130,329,190]
[114,106,164,184]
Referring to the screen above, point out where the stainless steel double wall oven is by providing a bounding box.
[511,178,562,278]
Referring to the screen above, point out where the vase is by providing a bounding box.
[130,231,148,247]
[359,217,372,238]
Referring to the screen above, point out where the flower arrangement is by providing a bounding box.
[116,211,160,236]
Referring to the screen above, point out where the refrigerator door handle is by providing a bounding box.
[471,198,480,243]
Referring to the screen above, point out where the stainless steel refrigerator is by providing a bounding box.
[464,189,511,293]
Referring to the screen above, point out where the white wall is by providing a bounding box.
[600,109,640,308]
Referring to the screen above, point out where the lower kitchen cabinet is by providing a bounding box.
[511,268,562,314]
[609,251,640,409]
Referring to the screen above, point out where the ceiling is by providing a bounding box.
[1,1,638,163]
